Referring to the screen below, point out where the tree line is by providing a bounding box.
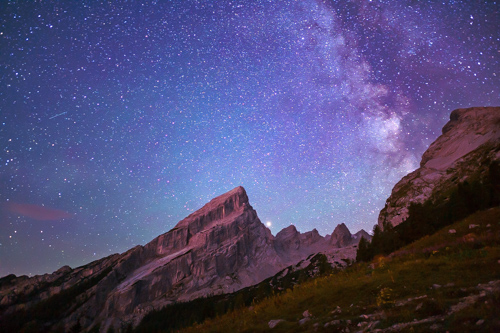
[357,161,500,262]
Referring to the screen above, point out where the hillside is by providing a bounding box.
[177,207,500,332]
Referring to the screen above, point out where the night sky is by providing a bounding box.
[1,1,499,277]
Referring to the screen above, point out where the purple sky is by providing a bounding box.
[1,0,499,277]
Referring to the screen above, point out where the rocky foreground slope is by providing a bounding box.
[0,186,367,332]
[379,106,500,228]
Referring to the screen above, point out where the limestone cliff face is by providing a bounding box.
[0,186,360,332]
[0,187,277,331]
[95,186,281,329]
[378,107,500,228]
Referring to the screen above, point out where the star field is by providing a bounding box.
[1,1,499,277]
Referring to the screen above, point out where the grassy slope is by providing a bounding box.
[180,207,500,332]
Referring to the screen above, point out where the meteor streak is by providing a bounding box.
[49,111,67,119]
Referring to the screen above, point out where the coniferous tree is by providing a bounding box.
[356,236,373,262]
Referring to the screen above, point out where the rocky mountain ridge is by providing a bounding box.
[0,186,367,332]
[379,106,500,228]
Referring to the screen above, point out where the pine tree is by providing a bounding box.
[356,236,373,262]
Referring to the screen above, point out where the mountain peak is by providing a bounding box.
[353,229,372,241]
[276,225,299,237]
[332,223,350,235]
[330,223,352,248]
[175,186,249,231]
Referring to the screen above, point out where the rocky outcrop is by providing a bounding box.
[330,223,353,248]
[274,226,327,262]
[0,186,360,332]
[379,107,500,228]
[327,223,371,248]
[275,225,301,251]
[353,229,372,242]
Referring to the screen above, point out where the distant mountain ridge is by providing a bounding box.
[0,186,367,332]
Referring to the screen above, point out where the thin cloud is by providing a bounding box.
[3,202,73,221]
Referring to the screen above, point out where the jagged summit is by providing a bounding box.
[276,225,299,237]
[333,222,349,233]
[175,186,250,231]
[353,229,372,242]
[330,223,353,248]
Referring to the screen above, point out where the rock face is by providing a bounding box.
[379,107,500,228]
[353,229,372,242]
[274,226,327,263]
[0,186,366,332]
[94,186,283,329]
[328,223,372,247]
[330,223,353,247]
